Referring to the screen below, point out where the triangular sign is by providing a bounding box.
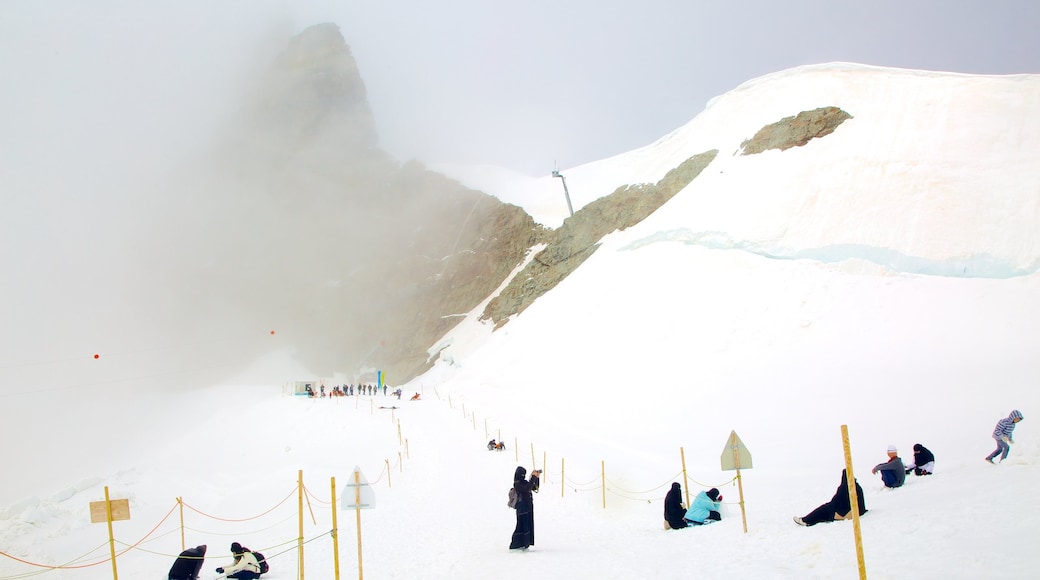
[720,430,753,471]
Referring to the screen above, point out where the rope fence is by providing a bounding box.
[1,382,745,579]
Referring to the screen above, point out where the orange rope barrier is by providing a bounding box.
[181,486,297,521]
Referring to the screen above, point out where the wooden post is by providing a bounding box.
[104,486,118,580]
[385,459,392,488]
[530,442,536,470]
[354,470,364,580]
[680,447,690,507]
[730,441,749,534]
[331,477,341,580]
[841,425,867,580]
[601,461,606,509]
[514,437,518,462]
[298,471,305,580]
[177,497,185,551]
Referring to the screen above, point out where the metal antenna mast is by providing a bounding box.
[552,164,574,217]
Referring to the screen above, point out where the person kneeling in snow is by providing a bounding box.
[663,482,688,529]
[215,542,261,579]
[683,487,722,526]
[904,443,935,476]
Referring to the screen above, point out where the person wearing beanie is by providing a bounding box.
[794,469,867,526]
[871,445,906,488]
[663,482,688,529]
[509,465,541,550]
[986,409,1024,463]
[167,544,206,580]
[215,542,261,579]
[904,443,936,476]
[683,487,723,525]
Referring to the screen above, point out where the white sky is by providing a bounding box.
[2,0,1038,175]
[1,63,1038,578]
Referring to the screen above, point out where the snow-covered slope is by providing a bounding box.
[3,63,1039,579]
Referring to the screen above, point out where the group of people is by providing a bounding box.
[168,542,264,580]
[662,409,1024,531]
[487,439,506,451]
[306,383,392,398]
[663,483,723,529]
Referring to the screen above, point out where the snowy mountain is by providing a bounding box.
[2,62,1039,579]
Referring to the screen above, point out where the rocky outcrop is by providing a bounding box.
[481,150,719,327]
[740,107,852,155]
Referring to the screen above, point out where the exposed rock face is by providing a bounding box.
[253,22,378,155]
[481,150,719,326]
[156,23,549,384]
[740,106,852,155]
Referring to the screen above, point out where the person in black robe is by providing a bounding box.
[905,443,936,476]
[509,466,541,550]
[168,544,206,580]
[663,482,688,529]
[794,469,867,526]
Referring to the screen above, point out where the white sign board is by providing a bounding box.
[341,466,376,510]
[720,430,753,471]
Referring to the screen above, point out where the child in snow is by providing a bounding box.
[683,487,722,525]
[986,409,1024,463]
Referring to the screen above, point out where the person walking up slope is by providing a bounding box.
[986,410,1024,463]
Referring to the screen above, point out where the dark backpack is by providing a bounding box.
[252,551,269,575]
[507,487,518,509]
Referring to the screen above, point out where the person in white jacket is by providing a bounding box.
[215,542,261,579]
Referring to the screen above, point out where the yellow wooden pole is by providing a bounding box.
[331,477,341,580]
[405,438,410,459]
[841,425,867,580]
[298,470,305,580]
[398,452,403,472]
[385,459,392,488]
[104,486,118,580]
[561,457,565,498]
[530,442,536,469]
[735,469,748,533]
[601,461,606,509]
[177,497,185,551]
[484,418,488,438]
[397,420,402,445]
[471,412,476,430]
[514,437,518,462]
[679,447,690,507]
[729,441,749,534]
[354,470,364,580]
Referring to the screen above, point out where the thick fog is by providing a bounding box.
[2,0,1038,470]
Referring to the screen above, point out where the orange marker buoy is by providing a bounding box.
[93,354,99,359]
[270,330,275,335]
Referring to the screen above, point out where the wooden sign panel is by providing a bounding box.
[89,499,130,523]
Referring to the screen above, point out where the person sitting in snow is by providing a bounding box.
[488,439,498,451]
[871,445,906,488]
[683,487,722,525]
[794,469,867,526]
[410,392,421,401]
[904,443,936,476]
[986,409,1024,463]
[215,542,261,579]
[663,482,687,529]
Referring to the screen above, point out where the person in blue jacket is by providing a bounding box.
[683,487,722,525]
[986,409,1024,463]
